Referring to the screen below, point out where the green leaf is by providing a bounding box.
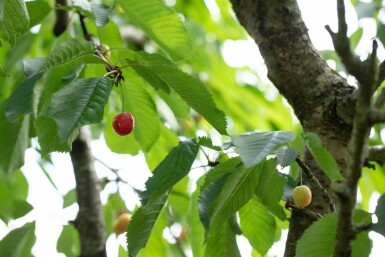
[0,170,29,222]
[12,200,33,219]
[57,225,79,257]
[0,222,36,257]
[23,58,46,77]
[91,3,113,27]
[0,0,30,47]
[45,77,113,141]
[350,27,363,51]
[124,77,161,151]
[63,189,77,208]
[5,73,43,121]
[204,221,242,257]
[239,196,276,255]
[188,178,206,257]
[126,194,168,257]
[296,213,337,257]
[233,131,295,168]
[275,146,298,168]
[103,193,127,236]
[140,139,199,205]
[38,38,102,73]
[304,132,344,180]
[198,136,222,151]
[199,160,261,233]
[118,0,193,61]
[104,113,141,155]
[352,210,372,257]
[125,51,228,135]
[26,1,51,28]
[36,116,73,154]
[373,194,385,237]
[138,211,168,257]
[354,2,376,19]
[0,104,30,174]
[296,211,372,257]
[255,159,287,207]
[127,139,198,257]
[201,157,242,192]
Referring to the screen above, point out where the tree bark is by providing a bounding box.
[230,0,357,256]
[70,126,107,257]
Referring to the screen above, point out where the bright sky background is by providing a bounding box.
[1,0,385,257]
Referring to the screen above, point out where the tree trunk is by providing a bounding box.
[230,0,356,256]
[70,126,107,257]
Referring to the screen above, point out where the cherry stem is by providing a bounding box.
[120,83,125,112]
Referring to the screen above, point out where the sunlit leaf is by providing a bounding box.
[296,210,372,257]
[63,189,77,208]
[57,225,79,257]
[118,0,193,61]
[296,213,337,257]
[0,222,36,257]
[123,77,161,151]
[255,159,287,207]
[26,1,51,28]
[233,131,295,168]
[204,221,242,257]
[239,196,276,255]
[304,132,344,180]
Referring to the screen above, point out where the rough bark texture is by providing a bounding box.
[70,127,107,257]
[230,0,357,256]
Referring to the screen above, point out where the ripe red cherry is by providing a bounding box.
[112,112,135,136]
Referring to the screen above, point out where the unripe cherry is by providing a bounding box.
[293,185,312,208]
[112,213,132,235]
[112,112,135,136]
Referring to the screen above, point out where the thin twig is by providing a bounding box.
[325,0,371,86]
[353,222,373,233]
[295,156,336,212]
[286,200,323,219]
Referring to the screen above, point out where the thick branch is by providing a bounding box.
[333,40,378,257]
[230,1,353,256]
[70,127,106,257]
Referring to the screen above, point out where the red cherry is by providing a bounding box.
[112,112,135,136]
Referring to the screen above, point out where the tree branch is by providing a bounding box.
[325,0,370,86]
[295,156,335,212]
[374,87,385,108]
[367,145,385,165]
[332,39,378,257]
[53,0,69,36]
[70,127,107,257]
[230,1,354,256]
